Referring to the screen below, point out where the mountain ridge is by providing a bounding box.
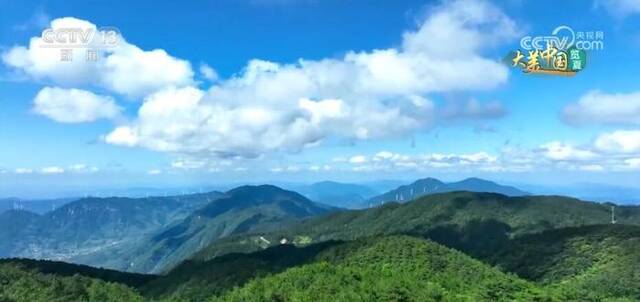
[79,184,335,273]
[365,177,529,206]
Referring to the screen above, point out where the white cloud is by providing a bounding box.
[40,166,64,174]
[594,130,640,153]
[336,150,513,173]
[33,87,121,123]
[286,165,300,172]
[333,127,640,173]
[349,155,368,164]
[625,158,640,170]
[562,90,640,126]
[148,169,162,175]
[539,141,596,161]
[2,17,194,97]
[15,168,33,174]
[170,158,208,170]
[579,164,604,172]
[67,164,99,173]
[102,0,514,158]
[199,63,219,81]
[374,151,395,160]
[104,127,138,147]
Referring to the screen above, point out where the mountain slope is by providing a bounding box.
[213,236,572,301]
[98,185,334,273]
[0,260,145,302]
[448,177,527,196]
[491,224,640,300]
[0,197,77,214]
[2,192,639,301]
[195,191,640,261]
[143,236,552,301]
[0,210,41,255]
[0,192,221,263]
[366,177,528,206]
[0,258,154,288]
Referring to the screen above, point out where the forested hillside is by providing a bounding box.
[195,191,640,260]
[0,260,145,302]
[77,185,334,273]
[1,190,639,301]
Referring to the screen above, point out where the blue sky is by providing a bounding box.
[1,0,640,197]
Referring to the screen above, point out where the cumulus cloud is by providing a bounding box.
[329,128,640,174]
[199,63,219,81]
[562,90,640,126]
[539,141,596,161]
[33,87,121,123]
[2,17,194,97]
[331,150,508,173]
[103,0,515,158]
[594,130,640,153]
[532,130,640,171]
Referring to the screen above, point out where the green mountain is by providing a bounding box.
[0,258,154,288]
[139,236,545,301]
[150,192,640,301]
[0,192,222,263]
[195,191,640,261]
[366,177,528,206]
[1,190,640,301]
[0,259,146,302]
[3,233,639,301]
[83,185,334,274]
[141,236,605,301]
[491,224,640,300]
[214,236,569,301]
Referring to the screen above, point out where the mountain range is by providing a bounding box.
[0,191,222,262]
[75,185,334,273]
[364,177,529,207]
[0,197,77,215]
[1,178,639,301]
[1,187,639,301]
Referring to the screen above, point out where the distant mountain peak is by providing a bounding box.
[411,177,446,186]
[225,185,307,201]
[366,176,528,206]
[458,177,497,184]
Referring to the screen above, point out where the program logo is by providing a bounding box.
[509,25,595,76]
[520,25,604,51]
[38,26,121,63]
[40,26,120,49]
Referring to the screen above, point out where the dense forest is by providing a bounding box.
[1,190,639,301]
